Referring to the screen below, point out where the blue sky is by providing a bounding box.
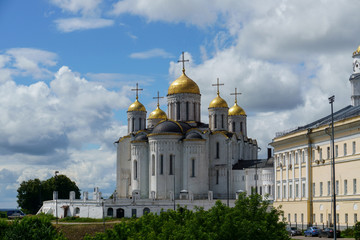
[0,0,359,208]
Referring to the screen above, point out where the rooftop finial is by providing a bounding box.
[212,78,224,96]
[153,91,164,108]
[178,51,189,73]
[131,83,143,100]
[230,88,242,104]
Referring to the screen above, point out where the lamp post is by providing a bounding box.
[329,95,337,240]
[55,170,59,224]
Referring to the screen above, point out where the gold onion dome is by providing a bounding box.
[148,106,167,119]
[209,94,228,108]
[168,70,200,95]
[228,102,246,116]
[128,99,146,112]
[353,45,360,56]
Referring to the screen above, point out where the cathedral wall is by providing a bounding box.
[116,137,131,198]
[148,135,183,200]
[183,140,208,197]
[209,133,231,198]
[131,142,149,198]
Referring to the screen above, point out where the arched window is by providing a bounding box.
[107,208,113,217]
[160,155,164,175]
[176,102,180,120]
[240,122,243,133]
[169,154,174,175]
[214,114,217,128]
[221,114,224,128]
[191,159,195,177]
[133,160,138,179]
[216,170,219,184]
[216,142,220,159]
[186,102,189,121]
[131,118,135,132]
[139,118,142,129]
[75,207,80,215]
[232,122,236,132]
[152,155,155,176]
[143,207,150,215]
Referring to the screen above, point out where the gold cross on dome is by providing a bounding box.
[131,83,143,100]
[230,88,242,103]
[212,78,224,95]
[153,91,164,107]
[178,52,189,72]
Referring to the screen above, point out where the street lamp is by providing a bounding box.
[329,95,337,240]
[55,171,59,224]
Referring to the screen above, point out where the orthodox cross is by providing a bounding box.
[131,83,143,100]
[178,51,189,72]
[230,88,242,103]
[153,91,164,107]
[212,78,224,95]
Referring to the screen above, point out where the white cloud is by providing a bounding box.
[130,48,174,59]
[55,17,114,32]
[1,48,58,80]
[50,0,103,16]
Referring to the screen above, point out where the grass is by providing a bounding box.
[55,223,116,240]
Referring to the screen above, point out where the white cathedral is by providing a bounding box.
[38,54,274,219]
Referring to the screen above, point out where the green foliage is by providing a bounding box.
[0,215,67,240]
[84,193,289,240]
[17,174,81,214]
[354,221,360,240]
[341,227,354,238]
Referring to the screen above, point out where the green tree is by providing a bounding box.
[84,193,289,240]
[17,174,80,214]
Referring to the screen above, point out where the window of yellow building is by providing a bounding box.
[335,145,339,158]
[328,181,331,196]
[344,143,347,156]
[320,213,323,223]
[302,183,306,197]
[319,148,322,160]
[327,147,330,159]
[295,183,299,198]
[336,180,339,195]
[345,179,348,195]
[320,182,323,196]
[353,141,356,155]
[354,179,357,194]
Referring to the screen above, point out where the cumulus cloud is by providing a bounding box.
[50,0,103,16]
[55,18,114,32]
[130,48,174,59]
[1,48,57,80]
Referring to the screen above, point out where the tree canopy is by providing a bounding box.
[85,193,289,240]
[17,174,80,214]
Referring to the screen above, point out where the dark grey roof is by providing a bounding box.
[185,132,203,139]
[279,104,360,137]
[232,158,273,170]
[134,134,148,141]
[152,120,191,134]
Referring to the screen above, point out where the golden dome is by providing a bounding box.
[209,94,228,108]
[148,106,167,119]
[353,45,360,56]
[228,102,246,116]
[168,70,200,95]
[128,99,146,112]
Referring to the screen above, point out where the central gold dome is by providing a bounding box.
[128,99,146,112]
[228,102,246,116]
[209,94,228,108]
[168,70,200,95]
[148,106,167,119]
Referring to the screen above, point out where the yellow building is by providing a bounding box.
[270,46,360,229]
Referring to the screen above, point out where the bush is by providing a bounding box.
[341,227,354,238]
[1,215,66,240]
[84,193,290,240]
[354,222,360,240]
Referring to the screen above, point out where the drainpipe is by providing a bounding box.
[306,128,313,227]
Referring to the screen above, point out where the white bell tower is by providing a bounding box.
[350,46,360,107]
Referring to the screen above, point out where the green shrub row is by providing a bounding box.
[0,215,66,240]
[85,194,290,240]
